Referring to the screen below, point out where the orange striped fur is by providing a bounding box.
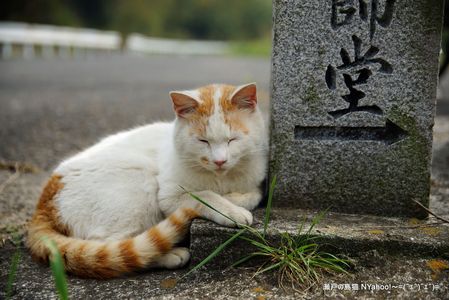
[26,175,199,278]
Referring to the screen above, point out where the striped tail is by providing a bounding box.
[26,175,199,278]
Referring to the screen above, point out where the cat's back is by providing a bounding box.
[50,121,174,239]
[56,121,174,174]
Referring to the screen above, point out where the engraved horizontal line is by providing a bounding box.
[294,119,407,145]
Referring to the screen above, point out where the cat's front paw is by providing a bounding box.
[223,192,244,202]
[214,205,253,227]
[223,191,261,210]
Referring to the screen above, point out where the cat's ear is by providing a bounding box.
[230,83,257,111]
[170,91,199,118]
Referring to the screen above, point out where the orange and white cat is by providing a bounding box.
[27,83,268,278]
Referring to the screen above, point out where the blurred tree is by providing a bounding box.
[67,0,112,29]
[108,1,176,37]
[0,0,272,41]
[163,0,272,40]
[0,0,81,27]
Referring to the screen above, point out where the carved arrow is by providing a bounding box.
[294,119,408,145]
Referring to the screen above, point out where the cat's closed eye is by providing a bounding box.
[198,139,209,144]
[228,138,237,144]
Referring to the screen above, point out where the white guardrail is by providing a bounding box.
[0,22,230,59]
[0,22,121,59]
[125,33,230,55]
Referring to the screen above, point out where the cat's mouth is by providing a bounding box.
[213,167,228,175]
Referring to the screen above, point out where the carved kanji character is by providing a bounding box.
[331,0,357,30]
[331,0,396,40]
[369,0,396,40]
[325,35,392,118]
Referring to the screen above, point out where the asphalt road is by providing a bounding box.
[0,55,271,171]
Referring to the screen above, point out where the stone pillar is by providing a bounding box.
[269,0,444,217]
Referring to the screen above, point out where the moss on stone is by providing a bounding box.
[304,84,319,103]
[385,106,431,215]
[303,83,322,114]
[418,0,444,27]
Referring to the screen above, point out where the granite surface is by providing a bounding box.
[269,0,444,217]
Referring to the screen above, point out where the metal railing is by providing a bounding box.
[0,22,121,59]
[0,22,230,59]
[126,33,229,56]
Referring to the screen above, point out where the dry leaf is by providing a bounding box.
[427,259,449,280]
[252,286,265,293]
[419,227,441,236]
[408,218,421,225]
[160,278,177,289]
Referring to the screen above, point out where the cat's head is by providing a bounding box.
[170,83,266,175]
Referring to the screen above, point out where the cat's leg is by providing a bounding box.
[223,190,262,210]
[153,247,191,269]
[159,190,253,227]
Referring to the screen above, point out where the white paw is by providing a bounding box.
[223,192,261,210]
[157,247,190,269]
[214,205,253,227]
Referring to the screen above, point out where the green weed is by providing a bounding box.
[5,251,21,299]
[184,176,350,291]
[5,232,23,299]
[42,237,69,300]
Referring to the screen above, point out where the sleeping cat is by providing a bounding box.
[27,83,268,278]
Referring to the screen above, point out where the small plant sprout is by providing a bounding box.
[5,229,23,300]
[5,251,20,300]
[184,176,350,291]
[42,237,69,300]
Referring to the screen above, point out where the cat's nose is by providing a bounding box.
[214,160,227,167]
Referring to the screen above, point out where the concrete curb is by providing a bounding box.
[190,208,449,268]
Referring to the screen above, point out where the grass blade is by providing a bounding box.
[305,209,329,235]
[237,236,276,253]
[5,251,21,300]
[242,225,268,244]
[295,244,317,254]
[313,253,350,274]
[42,237,69,300]
[231,253,257,268]
[263,175,276,237]
[254,260,284,276]
[182,228,246,278]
